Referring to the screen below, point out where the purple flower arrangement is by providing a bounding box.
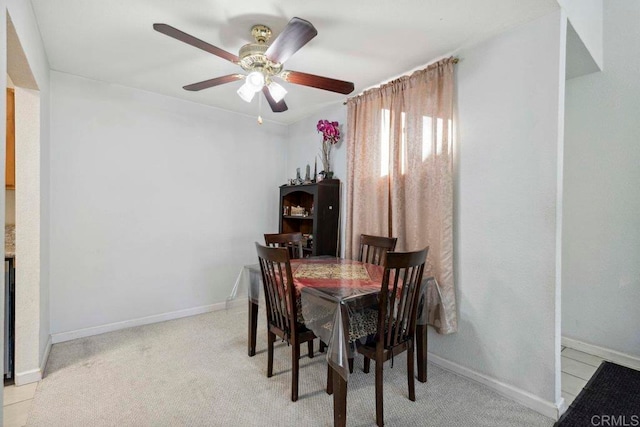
[317,120,341,177]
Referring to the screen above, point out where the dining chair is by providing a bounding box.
[358,247,429,426]
[255,242,316,402]
[340,234,398,373]
[264,232,305,259]
[358,234,398,266]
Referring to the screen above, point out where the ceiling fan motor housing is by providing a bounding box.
[239,25,282,79]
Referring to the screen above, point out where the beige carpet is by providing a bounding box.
[28,305,554,426]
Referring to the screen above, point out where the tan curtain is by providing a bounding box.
[345,57,457,334]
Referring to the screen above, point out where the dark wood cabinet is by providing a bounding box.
[279,180,340,257]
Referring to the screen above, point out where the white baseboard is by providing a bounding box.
[15,368,42,386]
[557,395,568,416]
[51,299,246,344]
[14,336,53,386]
[428,352,563,420]
[562,336,640,370]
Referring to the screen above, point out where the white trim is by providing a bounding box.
[13,336,52,385]
[51,299,245,344]
[40,335,52,375]
[554,12,568,416]
[558,395,569,416]
[428,352,563,420]
[562,336,640,371]
[14,368,41,386]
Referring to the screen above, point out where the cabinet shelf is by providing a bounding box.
[283,215,314,220]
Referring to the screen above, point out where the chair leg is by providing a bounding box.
[308,340,314,359]
[326,364,333,395]
[267,331,275,378]
[375,358,384,426]
[407,344,416,401]
[349,357,354,374]
[363,357,370,374]
[292,343,300,402]
[319,341,326,353]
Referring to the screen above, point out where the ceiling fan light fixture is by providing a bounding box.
[268,81,287,103]
[155,17,354,114]
[246,71,265,91]
[237,82,256,103]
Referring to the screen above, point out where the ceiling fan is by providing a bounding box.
[153,17,355,113]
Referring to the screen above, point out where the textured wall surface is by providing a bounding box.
[428,11,564,407]
[49,72,288,335]
[562,0,640,358]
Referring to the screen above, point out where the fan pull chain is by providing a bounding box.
[257,93,263,125]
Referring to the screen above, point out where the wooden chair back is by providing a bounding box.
[352,246,428,425]
[264,232,304,259]
[255,242,316,402]
[358,234,398,266]
[255,243,297,339]
[378,247,428,349]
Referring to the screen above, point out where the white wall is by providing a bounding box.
[562,0,640,358]
[14,87,42,380]
[2,0,51,385]
[558,0,603,70]
[285,104,347,255]
[49,72,288,336]
[427,11,565,414]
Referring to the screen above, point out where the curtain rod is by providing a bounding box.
[342,57,459,105]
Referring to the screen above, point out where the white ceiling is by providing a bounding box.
[30,0,559,124]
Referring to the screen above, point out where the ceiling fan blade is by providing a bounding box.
[281,70,355,95]
[153,23,239,63]
[262,86,288,112]
[183,74,244,91]
[265,17,317,64]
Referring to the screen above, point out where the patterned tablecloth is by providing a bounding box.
[234,257,436,382]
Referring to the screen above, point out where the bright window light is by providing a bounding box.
[380,109,390,177]
[422,116,433,161]
[436,118,444,155]
[400,112,406,175]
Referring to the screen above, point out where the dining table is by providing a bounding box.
[236,256,435,427]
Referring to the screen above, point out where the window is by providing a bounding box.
[381,109,451,176]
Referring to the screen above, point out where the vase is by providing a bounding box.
[326,171,334,179]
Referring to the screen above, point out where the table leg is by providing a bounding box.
[332,366,347,427]
[248,300,259,357]
[416,324,428,382]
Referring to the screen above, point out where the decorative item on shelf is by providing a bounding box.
[290,205,305,216]
[283,205,290,216]
[313,159,317,182]
[304,164,312,184]
[317,119,341,179]
[294,168,303,185]
[302,233,313,249]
